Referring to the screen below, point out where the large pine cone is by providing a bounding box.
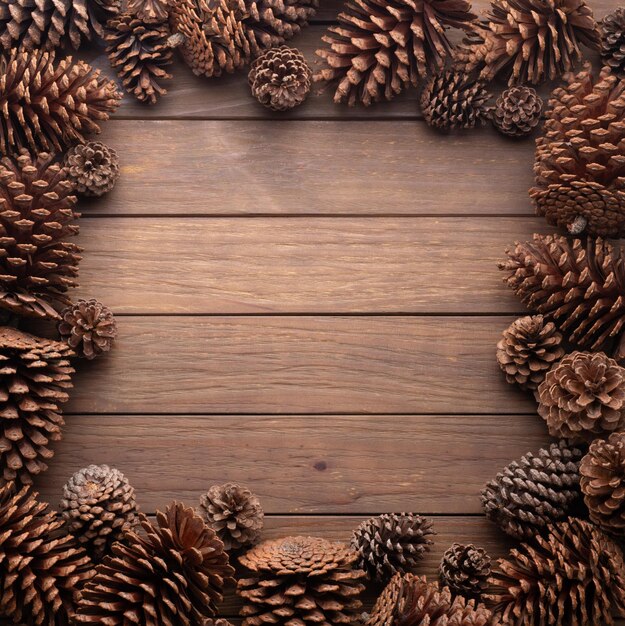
[530,65,625,238]
[499,234,625,359]
[492,86,543,138]
[439,543,492,600]
[314,0,476,107]
[60,464,139,560]
[602,8,625,80]
[351,513,435,583]
[481,440,583,540]
[486,518,625,626]
[0,327,74,486]
[0,49,121,156]
[238,536,365,626]
[537,351,625,442]
[65,142,120,197]
[0,483,94,625]
[75,502,234,624]
[58,299,117,360]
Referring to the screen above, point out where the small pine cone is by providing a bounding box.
[60,464,139,560]
[496,315,564,391]
[65,142,120,197]
[58,299,117,360]
[351,513,435,583]
[249,46,311,111]
[439,543,492,600]
[602,8,625,80]
[198,482,264,550]
[421,70,492,131]
[127,0,169,22]
[492,86,543,138]
[481,440,583,540]
[537,351,625,442]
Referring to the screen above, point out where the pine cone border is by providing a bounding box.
[439,543,492,600]
[249,46,311,111]
[602,8,625,80]
[351,513,435,582]
[58,299,117,360]
[481,441,583,540]
[492,87,543,138]
[65,142,120,197]
[127,0,169,22]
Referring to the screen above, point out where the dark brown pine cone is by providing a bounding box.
[602,8,625,80]
[492,86,543,138]
[439,543,492,600]
[127,0,169,22]
[58,299,117,360]
[481,440,584,540]
[65,142,120,197]
[249,46,311,111]
[351,513,435,583]
[537,351,625,442]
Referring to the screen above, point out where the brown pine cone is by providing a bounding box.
[198,482,264,550]
[65,142,120,197]
[249,46,311,111]
[492,86,543,138]
[486,518,625,626]
[602,8,625,80]
[58,299,117,360]
[351,513,435,583]
[439,543,492,600]
[238,536,365,626]
[481,440,583,540]
[127,0,169,21]
[496,315,564,392]
[203,621,235,626]
[60,464,139,560]
[537,351,625,442]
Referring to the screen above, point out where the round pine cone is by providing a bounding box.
[537,351,625,442]
[65,142,120,197]
[492,86,543,138]
[351,513,435,583]
[58,299,117,360]
[602,8,625,80]
[496,315,564,391]
[439,543,492,600]
[60,464,139,560]
[198,482,264,550]
[249,46,312,111]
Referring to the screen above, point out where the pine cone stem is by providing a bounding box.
[568,215,588,235]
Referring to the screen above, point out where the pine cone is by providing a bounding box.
[60,464,139,560]
[58,299,117,360]
[127,0,169,22]
[0,327,74,486]
[0,483,94,625]
[492,86,543,138]
[499,234,625,359]
[314,0,476,106]
[580,432,625,533]
[204,621,235,626]
[198,482,264,550]
[65,142,120,197]
[106,13,173,104]
[351,513,435,583]
[0,152,81,320]
[530,65,625,238]
[481,440,583,540]
[249,46,311,111]
[238,536,365,626]
[496,315,564,392]
[421,70,492,131]
[439,543,492,600]
[537,351,625,442]
[75,502,234,624]
[0,49,121,156]
[602,8,625,80]
[486,518,625,626]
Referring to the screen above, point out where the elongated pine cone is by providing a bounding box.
[58,299,117,360]
[249,46,311,111]
[0,327,74,486]
[198,482,264,550]
[314,0,476,106]
[481,440,583,540]
[537,351,625,442]
[439,543,492,600]
[486,518,625,626]
[492,87,543,138]
[238,536,365,626]
[496,315,563,391]
[65,142,120,197]
[530,65,625,238]
[0,49,121,156]
[0,483,94,625]
[499,234,625,359]
[602,8,625,80]
[421,70,492,131]
[127,0,169,21]
[351,513,435,582]
[60,464,139,560]
[75,502,234,624]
